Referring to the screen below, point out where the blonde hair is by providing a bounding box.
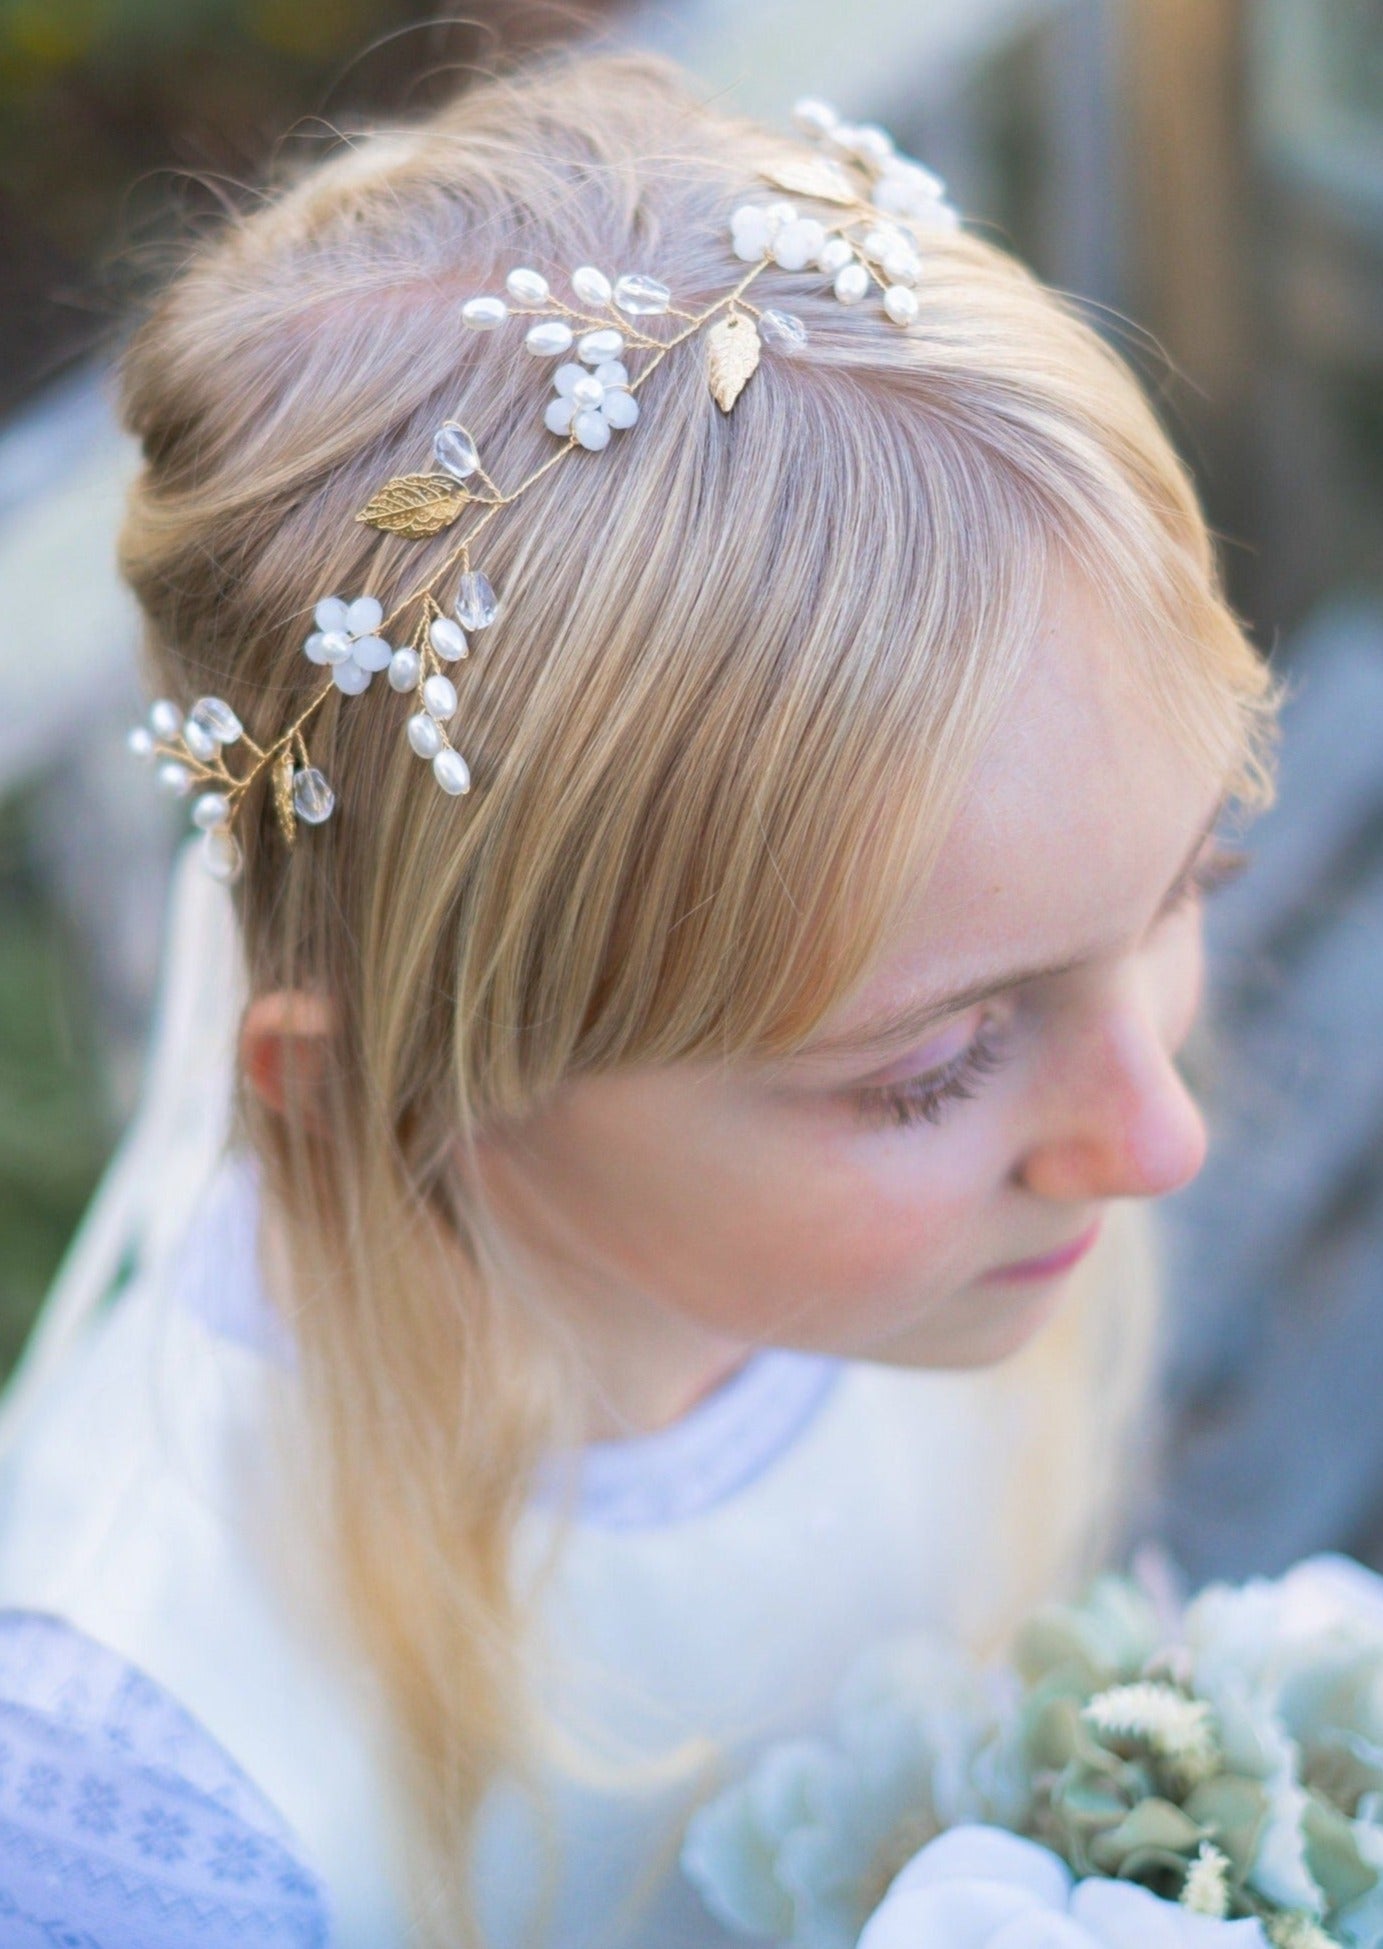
[116,46,1275,1945]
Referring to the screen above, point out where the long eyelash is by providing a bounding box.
[856,1023,1010,1131]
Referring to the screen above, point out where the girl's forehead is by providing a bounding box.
[814,583,1226,1055]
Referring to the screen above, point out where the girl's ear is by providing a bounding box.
[239,990,337,1124]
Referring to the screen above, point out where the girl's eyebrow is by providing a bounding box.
[804,800,1228,1063]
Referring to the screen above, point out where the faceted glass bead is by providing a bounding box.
[149,699,182,740]
[332,660,371,695]
[461,295,507,329]
[193,791,230,830]
[525,320,574,357]
[182,718,218,763]
[388,647,421,692]
[455,571,499,631]
[574,410,611,451]
[407,712,445,760]
[201,828,243,884]
[571,265,612,306]
[601,390,639,430]
[191,695,244,745]
[433,422,480,481]
[314,596,350,635]
[351,634,393,673]
[505,268,549,305]
[433,748,471,796]
[292,767,335,825]
[613,274,671,316]
[346,596,383,637]
[423,674,458,721]
[577,329,623,365]
[759,309,809,353]
[156,760,191,797]
[127,726,155,760]
[428,618,467,662]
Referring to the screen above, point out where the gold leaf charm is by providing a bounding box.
[273,752,297,849]
[707,313,761,413]
[759,156,857,206]
[356,474,467,539]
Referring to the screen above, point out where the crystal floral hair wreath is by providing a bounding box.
[128,100,959,884]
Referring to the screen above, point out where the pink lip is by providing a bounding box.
[983,1219,1104,1284]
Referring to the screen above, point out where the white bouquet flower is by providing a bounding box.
[682,1558,1383,1949]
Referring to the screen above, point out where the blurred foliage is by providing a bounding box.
[0,793,112,1380]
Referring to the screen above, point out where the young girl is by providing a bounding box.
[0,46,1273,1949]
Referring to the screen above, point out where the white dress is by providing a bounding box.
[0,1148,1030,1949]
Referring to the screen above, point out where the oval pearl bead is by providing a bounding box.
[573,410,611,451]
[346,596,383,637]
[314,596,350,635]
[570,375,604,408]
[318,632,353,666]
[433,422,480,481]
[850,124,895,165]
[792,97,839,137]
[817,237,854,276]
[292,767,335,825]
[149,699,182,740]
[156,760,191,797]
[600,389,639,430]
[407,712,444,760]
[182,718,218,763]
[455,571,499,631]
[613,273,671,316]
[833,262,870,304]
[883,284,920,325]
[882,245,921,283]
[423,674,457,721]
[571,265,612,306]
[332,660,371,695]
[577,328,623,365]
[461,295,507,329]
[428,617,467,662]
[351,634,392,673]
[545,397,576,436]
[190,695,243,745]
[388,647,421,691]
[193,791,230,830]
[127,725,155,760]
[433,748,471,796]
[505,267,549,305]
[201,829,243,884]
[525,320,574,357]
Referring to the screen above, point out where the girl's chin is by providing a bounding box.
[864,1270,1074,1371]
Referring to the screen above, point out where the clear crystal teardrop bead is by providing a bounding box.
[455,571,499,631]
[201,828,243,884]
[760,309,809,353]
[189,696,243,745]
[433,422,480,480]
[613,273,671,315]
[292,767,335,825]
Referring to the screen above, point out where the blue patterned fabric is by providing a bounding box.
[0,1612,329,1946]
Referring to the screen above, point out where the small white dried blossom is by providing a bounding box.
[1182,1843,1233,1919]
[1083,1681,1221,1785]
[1266,1917,1338,1949]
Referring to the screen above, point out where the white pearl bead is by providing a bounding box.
[817,237,854,275]
[183,718,218,763]
[332,660,371,695]
[127,725,155,760]
[428,617,467,662]
[525,320,574,357]
[156,760,191,797]
[833,262,870,304]
[150,699,182,740]
[570,375,604,408]
[850,124,895,165]
[314,596,350,635]
[318,631,353,666]
[461,295,507,329]
[882,245,921,284]
[577,328,623,365]
[351,634,392,673]
[407,712,444,759]
[600,389,639,430]
[193,791,230,830]
[545,397,576,436]
[346,596,383,636]
[201,828,243,884]
[423,673,457,721]
[883,284,920,325]
[388,647,421,691]
[765,201,797,232]
[571,265,612,306]
[505,268,549,305]
[792,98,839,137]
[573,410,611,451]
[432,748,471,796]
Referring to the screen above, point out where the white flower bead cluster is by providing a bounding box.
[729,198,930,325]
[791,96,960,225]
[460,262,666,449]
[128,692,248,882]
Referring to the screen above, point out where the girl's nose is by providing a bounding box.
[1016,995,1208,1205]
